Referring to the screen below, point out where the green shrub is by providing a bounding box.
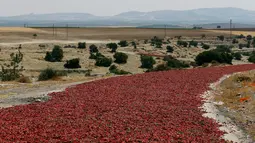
[140,55,156,69]
[166,46,174,53]
[78,42,86,49]
[106,43,118,52]
[89,44,98,53]
[248,53,255,63]
[89,52,105,60]
[217,35,224,41]
[236,34,245,39]
[177,40,188,47]
[38,68,57,81]
[109,65,130,75]
[38,68,67,81]
[233,53,242,60]
[214,45,231,53]
[113,52,128,64]
[232,39,239,44]
[45,45,64,62]
[95,57,112,67]
[44,52,53,62]
[189,40,198,47]
[239,44,247,49]
[150,36,163,46]
[167,59,189,68]
[118,40,128,47]
[247,35,253,41]
[146,63,170,72]
[64,58,81,69]
[202,44,210,50]
[195,50,233,66]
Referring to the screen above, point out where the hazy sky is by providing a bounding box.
[0,0,254,16]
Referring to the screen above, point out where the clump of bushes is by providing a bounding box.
[189,40,198,47]
[246,35,253,41]
[106,43,118,52]
[236,34,246,39]
[89,44,98,53]
[166,46,174,53]
[201,44,210,50]
[89,52,105,60]
[232,39,239,44]
[113,52,128,64]
[248,53,255,63]
[217,35,224,41]
[78,42,86,49]
[195,50,233,66]
[233,53,242,60]
[64,58,81,69]
[239,43,249,49]
[151,36,163,46]
[109,65,131,75]
[146,63,170,72]
[44,45,63,62]
[166,59,189,68]
[38,68,58,81]
[177,40,188,47]
[118,40,128,47]
[95,57,112,67]
[140,55,156,69]
[214,45,232,53]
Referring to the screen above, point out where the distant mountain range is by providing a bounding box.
[1,7,255,27]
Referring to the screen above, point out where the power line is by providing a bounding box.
[66,24,69,40]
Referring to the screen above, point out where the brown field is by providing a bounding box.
[0,27,233,42]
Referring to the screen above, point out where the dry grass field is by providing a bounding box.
[215,71,255,140]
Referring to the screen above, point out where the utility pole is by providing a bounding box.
[66,24,69,40]
[164,25,167,38]
[230,19,232,40]
[53,24,55,37]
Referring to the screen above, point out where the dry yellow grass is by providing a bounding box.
[208,30,255,36]
[0,27,47,33]
[215,71,255,140]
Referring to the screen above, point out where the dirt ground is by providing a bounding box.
[210,71,255,141]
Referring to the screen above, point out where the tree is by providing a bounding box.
[33,34,37,39]
[51,45,64,62]
[45,52,53,62]
[78,42,86,49]
[0,50,23,81]
[246,35,253,41]
[95,57,112,67]
[106,43,118,52]
[166,46,174,53]
[140,55,156,69]
[118,40,128,47]
[64,58,81,69]
[113,52,128,64]
[89,44,99,53]
[45,45,63,62]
